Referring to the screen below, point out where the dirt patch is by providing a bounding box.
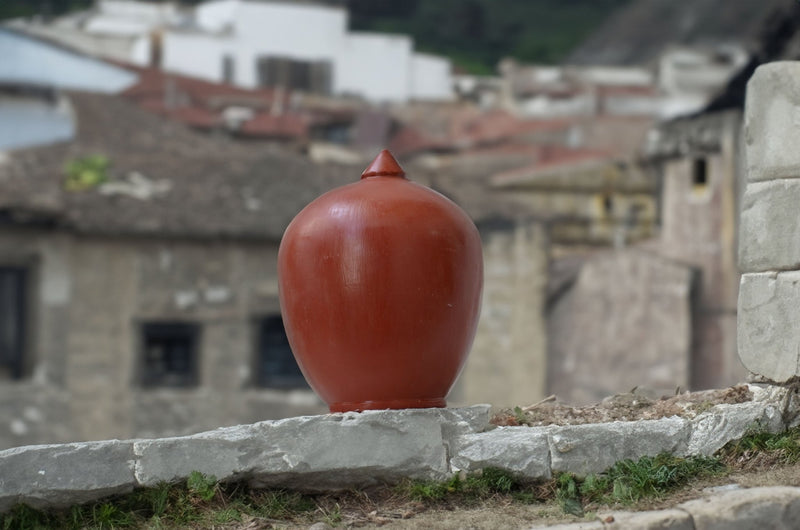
[491,385,753,427]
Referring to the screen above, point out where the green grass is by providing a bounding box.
[398,467,529,504]
[0,472,318,530]
[720,425,800,464]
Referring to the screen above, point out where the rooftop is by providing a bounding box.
[0,91,355,241]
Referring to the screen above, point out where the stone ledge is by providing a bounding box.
[0,387,794,512]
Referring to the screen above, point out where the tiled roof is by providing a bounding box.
[490,147,617,187]
[0,92,356,240]
[118,65,310,141]
[389,108,572,156]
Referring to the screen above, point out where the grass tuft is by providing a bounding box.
[720,425,800,465]
[554,453,725,515]
[399,467,528,504]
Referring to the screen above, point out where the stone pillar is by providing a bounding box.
[738,62,800,382]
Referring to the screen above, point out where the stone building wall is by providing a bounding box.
[547,248,694,405]
[454,218,549,408]
[0,229,327,450]
[655,111,746,389]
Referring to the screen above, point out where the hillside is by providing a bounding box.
[567,0,794,66]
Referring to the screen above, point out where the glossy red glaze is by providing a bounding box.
[278,150,483,412]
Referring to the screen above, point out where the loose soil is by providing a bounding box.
[491,385,753,427]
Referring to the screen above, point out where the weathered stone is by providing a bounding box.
[744,62,800,182]
[598,509,693,529]
[527,522,604,530]
[679,486,800,529]
[749,382,791,404]
[134,406,490,490]
[738,271,800,382]
[686,401,785,456]
[0,441,135,511]
[547,249,693,405]
[548,418,690,476]
[450,426,551,479]
[739,179,800,272]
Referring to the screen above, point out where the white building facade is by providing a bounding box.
[8,0,453,104]
[163,0,453,103]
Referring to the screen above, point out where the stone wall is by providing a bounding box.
[1,384,794,514]
[547,248,694,404]
[0,229,327,450]
[738,62,800,382]
[655,110,745,390]
[456,218,549,407]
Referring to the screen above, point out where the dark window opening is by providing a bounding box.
[0,267,26,380]
[222,55,235,84]
[140,322,199,387]
[256,315,307,389]
[311,122,353,144]
[256,57,332,95]
[602,195,613,215]
[692,158,708,187]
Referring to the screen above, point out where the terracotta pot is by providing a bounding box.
[278,150,483,412]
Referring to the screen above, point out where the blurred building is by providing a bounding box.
[0,27,137,151]
[7,0,454,104]
[0,92,347,449]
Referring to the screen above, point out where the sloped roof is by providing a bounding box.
[0,92,356,240]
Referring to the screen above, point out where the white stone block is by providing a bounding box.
[0,441,135,511]
[686,401,784,456]
[745,62,800,182]
[738,271,800,382]
[548,418,690,476]
[134,406,490,490]
[739,179,800,272]
[451,426,551,479]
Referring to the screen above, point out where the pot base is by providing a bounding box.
[329,398,446,413]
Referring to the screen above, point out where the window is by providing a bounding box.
[602,194,613,216]
[256,315,306,388]
[222,55,235,84]
[692,158,708,188]
[140,322,199,387]
[255,57,332,95]
[0,267,26,380]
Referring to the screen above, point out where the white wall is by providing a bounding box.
[162,31,233,84]
[337,32,412,102]
[234,2,346,59]
[196,0,238,32]
[0,95,74,152]
[99,0,177,21]
[160,0,453,103]
[0,29,138,92]
[410,52,453,101]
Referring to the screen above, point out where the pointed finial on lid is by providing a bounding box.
[361,149,406,179]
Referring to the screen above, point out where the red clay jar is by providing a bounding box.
[278,150,483,412]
